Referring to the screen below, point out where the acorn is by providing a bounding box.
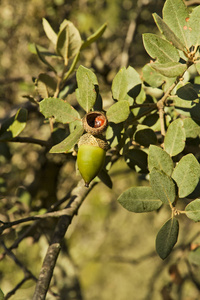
[82,111,108,136]
[77,133,109,187]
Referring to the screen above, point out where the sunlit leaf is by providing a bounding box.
[106,100,130,124]
[49,124,84,153]
[150,62,187,78]
[42,18,57,45]
[188,6,200,48]
[172,154,200,198]
[164,119,186,156]
[142,64,165,88]
[153,13,186,51]
[39,97,81,124]
[76,65,99,112]
[35,73,57,98]
[183,118,200,138]
[163,0,190,50]
[81,23,107,50]
[143,33,179,63]
[56,20,82,63]
[0,108,27,141]
[185,199,200,222]
[148,145,174,176]
[112,66,142,105]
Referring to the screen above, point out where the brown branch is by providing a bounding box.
[6,136,49,147]
[0,185,79,235]
[184,0,200,6]
[32,180,97,300]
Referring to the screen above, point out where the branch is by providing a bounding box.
[32,180,97,300]
[184,0,200,5]
[6,136,50,147]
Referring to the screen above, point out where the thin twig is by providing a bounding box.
[1,241,37,281]
[6,136,49,147]
[32,180,97,300]
[4,276,32,300]
[5,185,75,252]
[0,184,77,235]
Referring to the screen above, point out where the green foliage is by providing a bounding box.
[39,97,81,124]
[118,186,163,213]
[2,0,200,298]
[0,108,27,141]
[76,65,99,112]
[156,218,179,260]
[172,154,200,198]
[164,119,186,156]
[0,289,4,300]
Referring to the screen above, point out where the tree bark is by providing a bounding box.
[32,180,96,300]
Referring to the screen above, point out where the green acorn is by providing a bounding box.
[77,133,108,187]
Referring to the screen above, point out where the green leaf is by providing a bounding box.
[183,118,200,138]
[163,0,190,50]
[189,247,200,265]
[118,186,162,213]
[35,45,56,73]
[124,149,148,173]
[176,83,198,101]
[148,145,174,176]
[0,289,4,300]
[56,20,82,63]
[76,65,99,112]
[106,100,130,124]
[153,13,186,51]
[39,97,81,124]
[111,66,142,105]
[185,199,200,222]
[150,62,187,78]
[196,62,200,76]
[188,6,200,48]
[134,125,157,147]
[97,169,113,189]
[156,218,179,259]
[143,33,179,63]
[35,73,57,98]
[49,125,84,153]
[42,18,57,45]
[172,153,200,198]
[0,108,27,141]
[63,51,80,82]
[164,119,186,156]
[142,64,165,88]
[106,123,123,148]
[81,23,107,50]
[150,168,176,205]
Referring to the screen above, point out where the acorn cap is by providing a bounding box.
[78,133,109,151]
[82,111,108,135]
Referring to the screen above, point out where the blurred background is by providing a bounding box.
[1,0,200,299]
